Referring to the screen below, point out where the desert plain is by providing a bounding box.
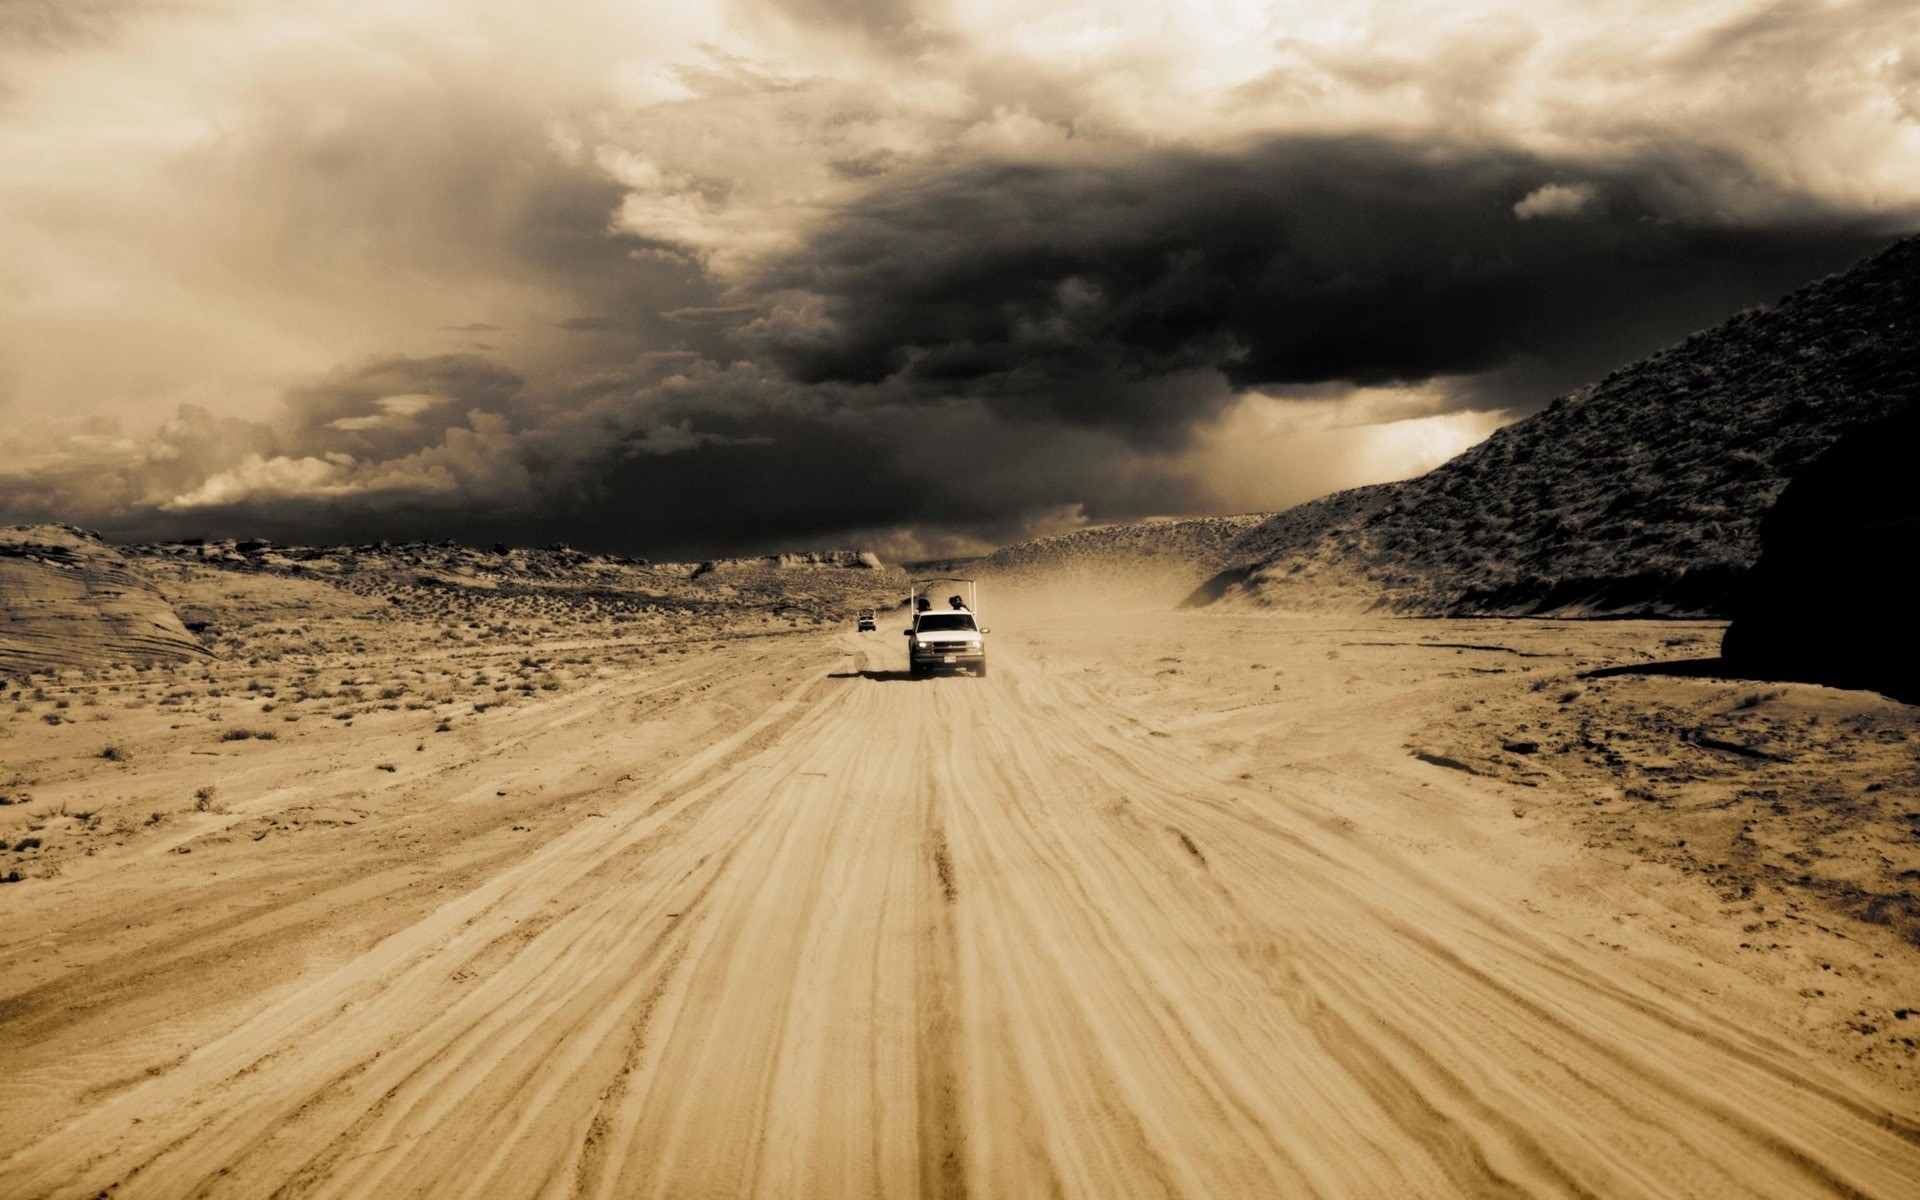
[2,553,1918,1198]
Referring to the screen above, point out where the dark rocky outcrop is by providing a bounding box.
[1720,403,1920,702]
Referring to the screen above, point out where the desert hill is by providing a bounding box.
[128,538,908,642]
[1,525,206,675]
[977,514,1270,608]
[1,532,908,682]
[1186,234,1920,616]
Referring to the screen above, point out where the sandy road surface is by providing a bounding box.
[3,615,1918,1197]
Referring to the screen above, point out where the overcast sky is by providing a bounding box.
[2,0,1915,558]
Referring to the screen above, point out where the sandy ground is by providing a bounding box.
[2,604,1918,1197]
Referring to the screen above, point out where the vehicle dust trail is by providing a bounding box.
[3,630,1918,1198]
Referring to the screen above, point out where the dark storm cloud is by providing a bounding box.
[3,76,1905,562]
[547,410,928,557]
[828,154,893,181]
[19,133,1901,559]
[54,404,919,562]
[749,136,1897,438]
[763,0,941,51]
[511,185,726,353]
[25,370,1199,561]
[661,305,761,324]
[409,403,1194,561]
[0,0,136,52]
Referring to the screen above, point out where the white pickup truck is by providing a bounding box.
[906,608,988,677]
[904,576,989,677]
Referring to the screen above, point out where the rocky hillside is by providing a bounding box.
[978,514,1270,607]
[1,525,206,676]
[1191,234,1920,617]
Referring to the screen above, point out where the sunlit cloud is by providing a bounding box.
[1178,384,1515,515]
[1514,181,1599,219]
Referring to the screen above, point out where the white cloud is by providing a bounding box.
[1514,181,1598,219]
[161,454,359,510]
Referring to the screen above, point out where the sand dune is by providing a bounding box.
[2,608,1915,1197]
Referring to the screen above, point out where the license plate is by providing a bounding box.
[942,655,956,664]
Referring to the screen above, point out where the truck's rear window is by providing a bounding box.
[916,614,977,632]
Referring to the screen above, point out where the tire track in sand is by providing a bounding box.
[2,633,1917,1198]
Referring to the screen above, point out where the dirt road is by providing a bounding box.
[3,613,1918,1197]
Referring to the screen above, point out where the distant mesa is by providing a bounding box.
[1,524,206,677]
[1720,403,1920,703]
